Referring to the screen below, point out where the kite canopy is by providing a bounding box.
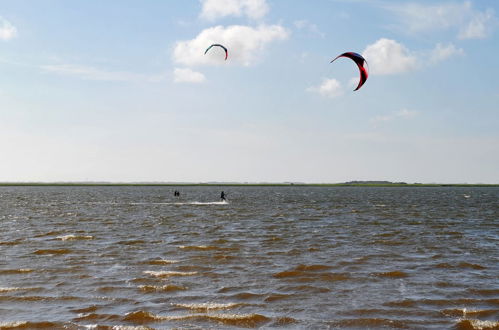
[331,52,368,91]
[204,44,228,60]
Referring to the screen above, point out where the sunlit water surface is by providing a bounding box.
[0,186,498,329]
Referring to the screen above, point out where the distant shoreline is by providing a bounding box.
[0,183,498,187]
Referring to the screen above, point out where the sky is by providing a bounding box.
[0,0,498,183]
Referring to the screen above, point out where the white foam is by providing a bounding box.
[143,270,197,277]
[57,234,93,241]
[0,287,21,293]
[175,302,241,311]
[169,201,229,205]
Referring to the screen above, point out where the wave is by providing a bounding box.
[0,287,40,293]
[264,293,295,302]
[0,240,22,246]
[178,245,219,251]
[272,269,350,282]
[228,292,264,300]
[436,262,486,270]
[467,289,499,296]
[174,302,244,312]
[73,312,121,322]
[139,285,187,293]
[374,271,409,278]
[117,240,147,245]
[383,299,418,308]
[279,285,331,293]
[123,310,270,327]
[0,269,33,275]
[327,318,408,328]
[0,321,60,329]
[142,259,179,265]
[174,265,213,272]
[143,270,197,277]
[454,319,499,330]
[421,298,499,306]
[57,234,93,241]
[81,326,154,330]
[33,249,72,255]
[70,305,99,313]
[294,264,332,271]
[33,231,63,238]
[0,295,81,302]
[441,308,498,318]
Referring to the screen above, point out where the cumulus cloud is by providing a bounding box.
[173,24,289,67]
[0,17,17,41]
[371,108,419,125]
[173,68,206,83]
[384,1,496,39]
[362,38,418,75]
[41,64,165,82]
[430,43,464,63]
[200,0,269,20]
[307,78,344,99]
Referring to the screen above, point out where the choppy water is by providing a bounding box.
[0,186,498,329]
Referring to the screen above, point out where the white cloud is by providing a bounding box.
[173,68,206,83]
[41,64,165,82]
[384,1,496,39]
[173,24,289,67]
[0,17,17,41]
[458,8,495,39]
[362,38,417,75]
[371,108,419,125]
[200,0,269,20]
[294,20,325,38]
[307,78,344,99]
[430,43,464,63]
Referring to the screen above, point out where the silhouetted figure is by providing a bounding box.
[174,190,180,197]
[220,191,226,201]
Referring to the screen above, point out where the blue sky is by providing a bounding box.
[0,0,498,183]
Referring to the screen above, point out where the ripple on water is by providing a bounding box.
[33,249,72,255]
[0,321,61,329]
[124,310,272,326]
[0,269,33,275]
[441,308,499,319]
[73,312,122,322]
[373,271,409,278]
[173,302,246,312]
[264,293,295,302]
[272,268,350,282]
[139,284,187,293]
[326,318,409,329]
[141,258,179,265]
[0,287,41,293]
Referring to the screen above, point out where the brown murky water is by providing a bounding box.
[0,186,498,329]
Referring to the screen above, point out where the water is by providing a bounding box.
[0,186,498,329]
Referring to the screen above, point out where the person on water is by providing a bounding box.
[220,191,226,202]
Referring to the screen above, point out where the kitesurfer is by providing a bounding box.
[330,52,368,91]
[220,191,226,202]
[205,44,228,60]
